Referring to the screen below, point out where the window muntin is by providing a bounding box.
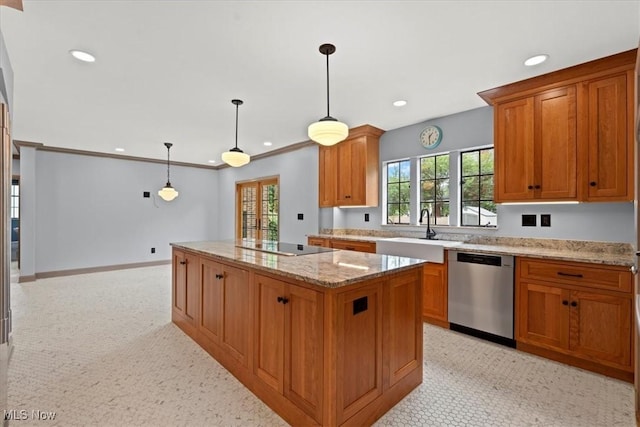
[386,160,411,224]
[420,154,450,225]
[460,148,497,227]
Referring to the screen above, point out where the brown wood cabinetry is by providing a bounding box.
[479,49,635,203]
[254,274,324,422]
[318,125,383,207]
[171,246,423,426]
[308,236,377,253]
[515,257,633,381]
[422,253,448,327]
[171,249,200,335]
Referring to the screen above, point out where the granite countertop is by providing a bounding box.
[171,240,427,289]
[307,233,635,267]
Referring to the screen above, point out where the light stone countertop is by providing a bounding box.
[307,233,635,267]
[171,240,427,289]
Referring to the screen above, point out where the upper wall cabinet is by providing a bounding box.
[478,49,636,203]
[318,125,384,207]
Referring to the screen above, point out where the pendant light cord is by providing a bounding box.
[325,52,330,118]
[165,143,172,185]
[235,103,239,149]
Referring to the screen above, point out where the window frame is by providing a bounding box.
[235,176,280,241]
[459,147,496,227]
[384,159,412,225]
[419,152,451,226]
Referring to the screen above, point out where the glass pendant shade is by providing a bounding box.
[221,147,250,167]
[308,118,349,146]
[158,184,179,201]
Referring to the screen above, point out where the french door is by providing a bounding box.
[236,177,279,241]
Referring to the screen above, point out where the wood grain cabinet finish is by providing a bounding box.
[479,49,636,203]
[307,237,328,247]
[318,125,383,207]
[421,253,448,326]
[171,249,200,335]
[329,239,376,253]
[515,257,633,381]
[254,274,324,423]
[171,247,423,426]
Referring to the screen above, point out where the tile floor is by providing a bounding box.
[6,265,635,426]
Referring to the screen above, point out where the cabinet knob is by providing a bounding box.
[562,300,569,306]
[215,274,224,279]
[277,296,284,303]
[179,261,187,265]
[277,296,290,304]
[570,301,578,307]
[527,185,533,190]
[345,195,351,199]
[534,185,540,189]
[589,181,597,187]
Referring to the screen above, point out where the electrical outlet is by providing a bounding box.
[143,191,150,198]
[540,214,551,227]
[521,214,536,227]
[151,247,155,254]
[297,213,303,220]
[364,213,370,222]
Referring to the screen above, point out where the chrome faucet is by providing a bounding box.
[419,208,437,240]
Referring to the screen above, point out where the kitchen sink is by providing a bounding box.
[375,237,462,264]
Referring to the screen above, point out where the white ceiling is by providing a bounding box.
[1,1,638,166]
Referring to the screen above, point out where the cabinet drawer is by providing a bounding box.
[307,237,327,247]
[519,258,632,293]
[330,239,376,253]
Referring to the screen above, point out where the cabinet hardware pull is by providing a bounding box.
[345,247,355,250]
[179,261,186,265]
[281,297,290,304]
[534,185,540,189]
[215,274,224,279]
[345,195,351,198]
[562,300,569,305]
[570,301,578,307]
[589,181,597,187]
[277,296,284,303]
[557,272,583,278]
[527,185,533,190]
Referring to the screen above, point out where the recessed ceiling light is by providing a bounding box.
[524,54,548,66]
[208,160,216,163]
[393,100,407,107]
[69,49,96,63]
[263,141,273,146]
[114,148,125,152]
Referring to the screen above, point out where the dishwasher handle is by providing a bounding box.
[454,252,503,266]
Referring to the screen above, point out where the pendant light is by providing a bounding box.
[308,43,348,146]
[222,99,250,167]
[158,142,179,201]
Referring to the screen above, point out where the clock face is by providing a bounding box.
[420,125,442,149]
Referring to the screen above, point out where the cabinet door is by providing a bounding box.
[254,275,285,393]
[586,73,630,200]
[329,239,376,253]
[318,145,337,207]
[285,284,323,423]
[495,97,535,201]
[569,290,632,368]
[173,250,187,317]
[307,237,327,247]
[173,250,199,325]
[535,86,577,199]
[516,281,569,350]
[337,136,367,205]
[422,261,447,322]
[221,264,251,366]
[199,259,223,344]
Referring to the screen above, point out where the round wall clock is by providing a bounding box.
[420,125,442,150]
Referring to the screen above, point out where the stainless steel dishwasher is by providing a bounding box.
[448,251,515,346]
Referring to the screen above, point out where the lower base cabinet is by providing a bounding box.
[516,257,633,381]
[421,254,448,327]
[172,247,423,426]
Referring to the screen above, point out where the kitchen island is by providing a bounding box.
[170,240,427,426]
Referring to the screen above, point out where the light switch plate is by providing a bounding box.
[541,214,551,227]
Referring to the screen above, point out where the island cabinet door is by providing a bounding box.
[335,281,383,425]
[220,264,251,368]
[172,249,200,331]
[387,269,423,387]
[254,275,286,393]
[198,259,224,345]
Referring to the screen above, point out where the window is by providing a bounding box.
[461,148,497,226]
[386,160,411,224]
[420,154,450,225]
[11,179,19,219]
[236,177,279,240]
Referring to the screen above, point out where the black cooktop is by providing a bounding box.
[236,240,335,256]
